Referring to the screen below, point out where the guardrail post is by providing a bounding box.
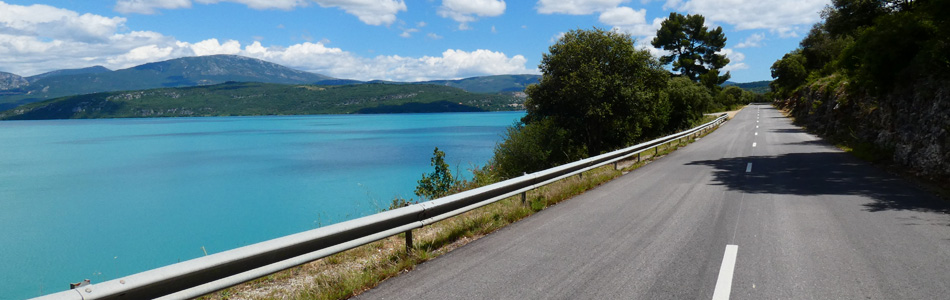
[637,152,641,163]
[405,230,413,253]
[521,192,527,205]
[613,161,618,170]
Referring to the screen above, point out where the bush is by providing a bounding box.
[414,147,455,200]
[491,119,586,179]
[664,76,711,131]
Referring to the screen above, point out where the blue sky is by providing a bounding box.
[0,0,830,82]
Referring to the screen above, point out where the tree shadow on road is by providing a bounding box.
[685,151,950,214]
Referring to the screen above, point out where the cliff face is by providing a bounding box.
[778,76,950,180]
[0,72,27,90]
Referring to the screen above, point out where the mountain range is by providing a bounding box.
[0,82,527,120]
[0,55,541,111]
[0,54,770,119]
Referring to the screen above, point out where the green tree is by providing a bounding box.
[664,76,711,131]
[523,28,669,157]
[414,147,455,200]
[652,12,730,86]
[770,51,808,98]
[799,23,850,76]
[823,0,888,38]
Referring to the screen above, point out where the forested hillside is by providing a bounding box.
[0,55,335,110]
[769,0,949,180]
[0,82,524,120]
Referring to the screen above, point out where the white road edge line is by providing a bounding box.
[745,163,752,173]
[712,244,739,300]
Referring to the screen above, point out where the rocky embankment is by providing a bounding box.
[777,75,949,182]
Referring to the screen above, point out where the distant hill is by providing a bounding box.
[724,80,771,94]
[0,55,540,111]
[0,82,526,120]
[420,74,540,93]
[0,55,334,110]
[0,72,27,90]
[27,66,112,82]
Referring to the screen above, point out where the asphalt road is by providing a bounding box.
[357,104,950,299]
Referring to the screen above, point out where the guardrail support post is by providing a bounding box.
[521,192,526,206]
[637,152,641,163]
[613,161,618,170]
[405,230,413,253]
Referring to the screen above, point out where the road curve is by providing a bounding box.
[357,104,950,299]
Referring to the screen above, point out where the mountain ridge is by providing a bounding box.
[0,81,526,120]
[0,55,335,110]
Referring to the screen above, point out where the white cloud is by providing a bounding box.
[598,6,645,26]
[536,0,628,15]
[427,33,443,40]
[399,28,418,38]
[670,0,828,36]
[195,0,309,10]
[313,0,406,26]
[1,2,127,43]
[115,0,192,14]
[179,38,243,56]
[598,7,663,40]
[438,0,506,27]
[772,27,799,38]
[0,1,529,81]
[244,45,532,81]
[107,44,175,66]
[114,0,406,26]
[718,48,748,72]
[735,33,764,48]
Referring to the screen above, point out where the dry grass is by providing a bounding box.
[199,123,719,300]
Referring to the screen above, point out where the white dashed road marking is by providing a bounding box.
[712,245,739,300]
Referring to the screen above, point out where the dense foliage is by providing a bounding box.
[414,147,455,200]
[523,28,670,159]
[405,25,766,201]
[771,0,949,96]
[770,0,950,180]
[488,27,756,179]
[0,82,525,120]
[652,12,731,87]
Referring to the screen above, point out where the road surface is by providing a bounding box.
[357,104,950,299]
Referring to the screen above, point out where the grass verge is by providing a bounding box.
[199,122,720,300]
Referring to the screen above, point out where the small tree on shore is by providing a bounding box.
[414,147,455,200]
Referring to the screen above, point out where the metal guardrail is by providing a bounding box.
[34,114,728,300]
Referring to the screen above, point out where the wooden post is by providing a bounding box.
[405,230,413,253]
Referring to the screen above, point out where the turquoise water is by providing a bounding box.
[0,112,522,299]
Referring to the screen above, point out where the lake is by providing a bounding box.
[0,111,522,299]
